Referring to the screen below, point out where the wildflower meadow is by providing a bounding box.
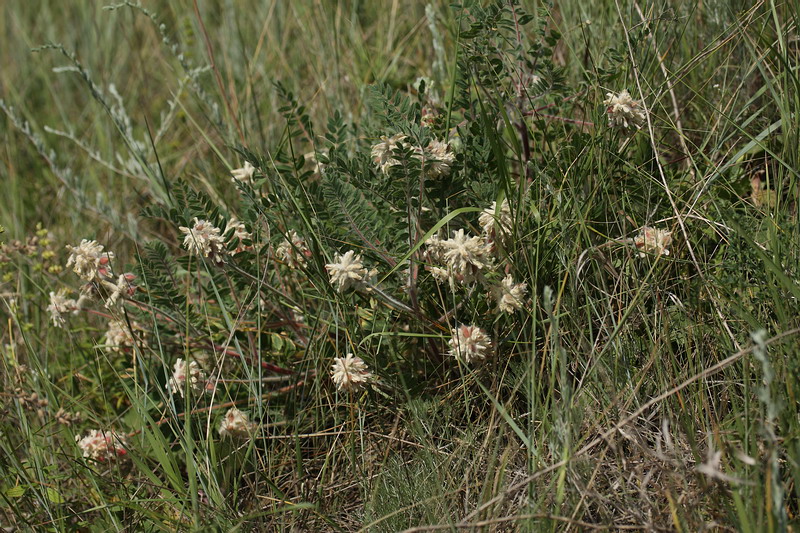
[1,1,799,531]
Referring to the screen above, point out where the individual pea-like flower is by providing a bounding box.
[634,226,673,257]
[330,353,373,392]
[102,274,134,309]
[371,133,408,174]
[47,289,77,328]
[66,239,114,282]
[225,217,251,242]
[603,90,647,131]
[224,217,252,254]
[448,324,492,364]
[478,199,513,244]
[325,250,369,292]
[219,408,257,439]
[104,319,137,354]
[275,230,311,268]
[424,139,456,178]
[230,161,256,184]
[492,275,528,313]
[167,358,209,398]
[76,429,129,462]
[179,218,227,262]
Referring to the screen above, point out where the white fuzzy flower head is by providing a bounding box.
[479,200,513,243]
[424,140,456,178]
[634,226,673,257]
[603,90,647,131]
[219,408,257,440]
[105,319,136,354]
[330,353,373,392]
[448,325,492,364]
[325,250,368,292]
[47,289,77,328]
[66,240,114,281]
[440,229,493,284]
[76,429,129,462]
[371,133,408,174]
[179,218,227,262]
[167,358,209,398]
[276,230,311,268]
[231,161,256,184]
[493,275,528,313]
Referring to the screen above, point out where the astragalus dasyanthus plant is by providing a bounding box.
[1,0,799,531]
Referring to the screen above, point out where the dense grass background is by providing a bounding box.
[1,0,799,531]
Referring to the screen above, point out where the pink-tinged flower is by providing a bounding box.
[76,429,129,462]
[66,240,114,282]
[219,408,257,439]
[178,218,227,262]
[371,133,408,175]
[330,353,373,392]
[276,230,311,268]
[634,226,673,257]
[448,324,492,364]
[167,358,210,398]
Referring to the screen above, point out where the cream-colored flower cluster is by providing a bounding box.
[105,319,138,354]
[76,429,129,462]
[424,230,494,286]
[47,289,78,328]
[325,250,372,292]
[63,239,136,312]
[225,217,252,255]
[276,230,311,268]
[230,161,256,185]
[371,134,455,177]
[492,274,528,314]
[179,217,227,262]
[66,239,114,282]
[179,217,254,262]
[219,407,257,439]
[478,199,513,247]
[448,324,493,364]
[330,353,374,392]
[167,358,210,398]
[423,200,526,306]
[634,226,673,257]
[603,90,647,131]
